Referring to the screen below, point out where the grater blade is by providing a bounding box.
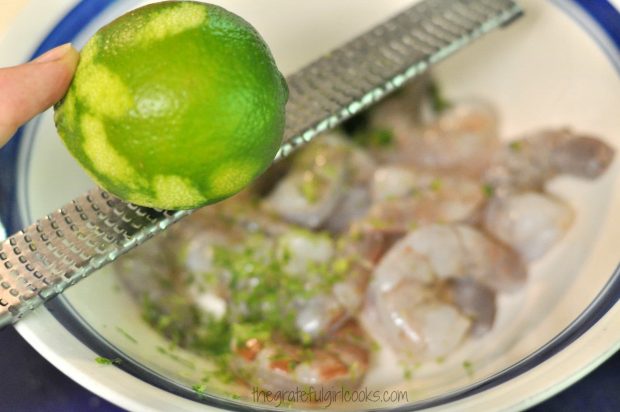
[0,0,522,328]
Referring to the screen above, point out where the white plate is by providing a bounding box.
[1,1,620,411]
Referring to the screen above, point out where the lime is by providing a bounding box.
[54,1,288,209]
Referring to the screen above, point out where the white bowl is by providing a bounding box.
[1,0,620,410]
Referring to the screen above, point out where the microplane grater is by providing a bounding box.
[0,0,522,327]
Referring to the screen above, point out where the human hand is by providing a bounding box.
[0,43,79,147]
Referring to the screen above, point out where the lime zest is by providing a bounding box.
[463,360,475,377]
[509,140,523,152]
[192,383,207,397]
[428,80,452,113]
[95,356,122,365]
[482,183,495,198]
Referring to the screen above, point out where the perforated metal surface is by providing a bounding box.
[0,0,522,327]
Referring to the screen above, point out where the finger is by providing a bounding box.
[0,43,80,147]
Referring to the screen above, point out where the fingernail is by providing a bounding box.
[33,43,74,63]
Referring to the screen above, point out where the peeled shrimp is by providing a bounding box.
[441,277,496,337]
[114,211,236,345]
[114,205,243,315]
[363,280,473,362]
[264,133,351,229]
[370,99,500,177]
[231,321,370,393]
[265,133,375,231]
[272,230,370,342]
[347,167,486,262]
[368,166,485,225]
[372,223,524,293]
[483,191,574,262]
[176,225,369,344]
[362,223,516,361]
[485,129,615,191]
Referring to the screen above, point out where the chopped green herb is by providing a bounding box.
[332,258,350,275]
[300,331,313,346]
[435,356,445,364]
[223,391,242,400]
[232,322,271,344]
[509,141,523,152]
[321,164,339,179]
[300,348,315,363]
[354,128,395,148]
[212,356,236,384]
[299,177,320,204]
[428,81,452,113]
[269,350,289,362]
[482,183,495,198]
[403,368,413,380]
[463,360,475,377]
[209,230,342,344]
[368,217,389,229]
[95,356,122,365]
[349,361,361,380]
[430,178,443,192]
[371,129,394,147]
[192,383,207,396]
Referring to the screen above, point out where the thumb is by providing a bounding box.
[0,43,79,147]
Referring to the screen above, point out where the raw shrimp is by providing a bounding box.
[269,229,370,342]
[264,133,350,229]
[169,209,245,319]
[346,167,486,262]
[361,223,521,361]
[485,128,615,191]
[231,321,370,394]
[441,277,497,337]
[483,191,574,262]
[183,226,371,345]
[158,198,293,321]
[114,224,230,346]
[363,281,473,362]
[370,99,500,177]
[323,147,376,233]
[368,166,485,225]
[481,129,612,262]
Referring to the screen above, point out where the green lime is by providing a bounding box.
[54,1,288,209]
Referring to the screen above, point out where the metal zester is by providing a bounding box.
[0,0,522,328]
